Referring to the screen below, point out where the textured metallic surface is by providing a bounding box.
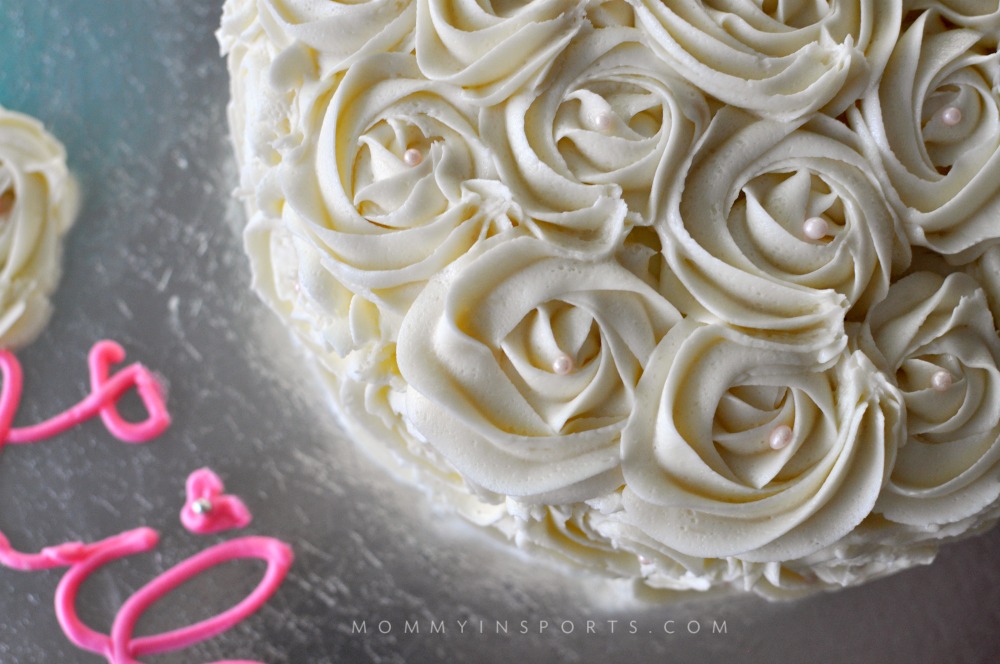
[0,2,999,662]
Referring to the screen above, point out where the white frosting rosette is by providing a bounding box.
[0,107,78,348]
[480,26,710,244]
[415,0,586,105]
[860,272,1000,525]
[621,321,904,561]
[851,11,1000,262]
[280,53,523,313]
[396,236,682,503]
[628,0,901,121]
[661,107,907,357]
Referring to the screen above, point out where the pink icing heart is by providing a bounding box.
[180,468,252,535]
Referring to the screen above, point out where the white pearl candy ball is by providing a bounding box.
[552,355,574,375]
[594,112,614,132]
[802,216,829,241]
[403,148,423,167]
[941,106,963,127]
[769,424,793,450]
[931,370,953,392]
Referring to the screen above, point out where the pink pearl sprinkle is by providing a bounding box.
[594,112,614,132]
[931,370,953,392]
[769,424,793,450]
[552,355,574,375]
[403,148,423,167]
[941,107,962,127]
[802,216,829,241]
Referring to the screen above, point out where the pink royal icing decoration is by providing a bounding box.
[54,531,293,664]
[0,340,171,571]
[0,339,171,448]
[0,341,294,663]
[182,468,253,535]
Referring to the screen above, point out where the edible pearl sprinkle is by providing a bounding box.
[192,498,214,515]
[769,424,793,450]
[594,112,614,132]
[941,106,962,127]
[802,216,829,241]
[552,355,574,375]
[403,148,423,167]
[931,370,953,392]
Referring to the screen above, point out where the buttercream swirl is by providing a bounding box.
[661,108,907,357]
[970,245,1000,330]
[415,0,586,105]
[628,0,901,121]
[621,321,904,561]
[851,11,1000,262]
[397,236,681,503]
[861,272,1000,525]
[252,0,415,75]
[244,213,387,360]
[0,107,78,348]
[281,53,522,312]
[480,26,710,242]
[908,0,1000,43]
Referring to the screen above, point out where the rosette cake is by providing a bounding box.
[219,0,1000,598]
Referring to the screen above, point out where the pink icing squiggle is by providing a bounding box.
[55,532,293,664]
[0,342,294,663]
[53,528,161,655]
[181,468,253,535]
[0,340,170,446]
[0,341,170,570]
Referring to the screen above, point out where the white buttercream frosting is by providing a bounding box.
[278,52,523,314]
[416,0,587,105]
[861,271,1000,525]
[221,0,1000,600]
[661,107,909,359]
[0,107,77,348]
[628,0,902,121]
[480,25,710,241]
[908,0,1000,43]
[851,11,1000,261]
[397,236,681,503]
[621,321,903,562]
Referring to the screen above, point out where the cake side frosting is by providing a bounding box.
[220,0,1000,599]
